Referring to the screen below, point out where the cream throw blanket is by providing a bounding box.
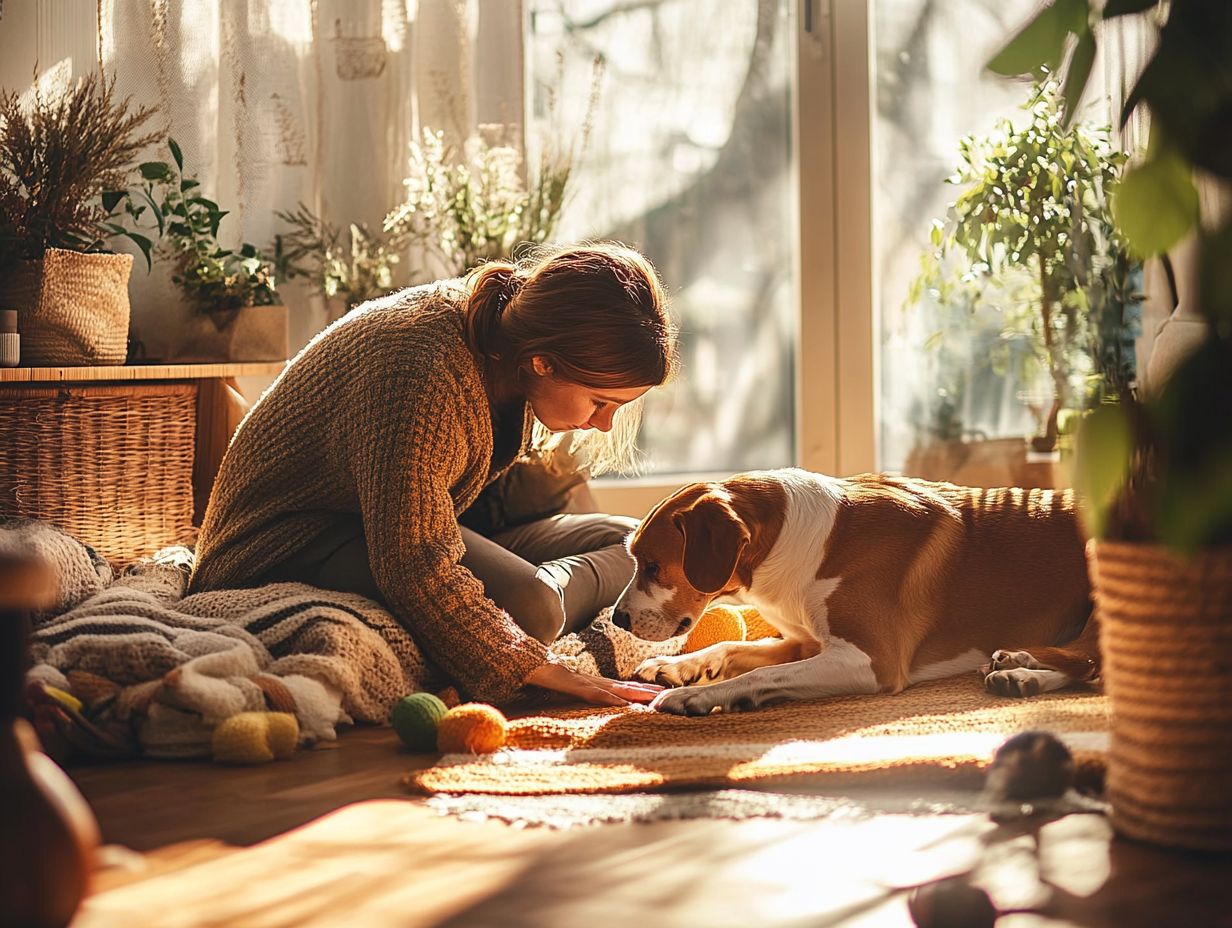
[10,520,681,761]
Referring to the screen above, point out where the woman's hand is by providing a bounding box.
[524,662,663,707]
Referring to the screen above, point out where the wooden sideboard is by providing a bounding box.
[0,362,286,525]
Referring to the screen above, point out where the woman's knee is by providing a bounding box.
[501,574,567,645]
[586,513,640,549]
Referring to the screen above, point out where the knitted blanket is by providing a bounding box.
[12,520,681,762]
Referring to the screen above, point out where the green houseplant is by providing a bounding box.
[0,72,162,365]
[990,0,1232,851]
[274,203,410,315]
[116,139,286,362]
[908,80,1138,459]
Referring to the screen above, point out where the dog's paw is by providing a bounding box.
[650,683,763,716]
[985,667,1046,698]
[633,653,721,687]
[980,649,1042,676]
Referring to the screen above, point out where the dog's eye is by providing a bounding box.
[644,561,660,580]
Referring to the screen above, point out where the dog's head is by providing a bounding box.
[613,482,752,640]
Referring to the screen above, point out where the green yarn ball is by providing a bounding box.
[391,693,448,751]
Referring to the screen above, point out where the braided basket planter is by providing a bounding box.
[1089,540,1232,851]
[0,249,132,366]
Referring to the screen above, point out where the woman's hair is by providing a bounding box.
[464,242,678,474]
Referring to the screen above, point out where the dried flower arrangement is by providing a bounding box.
[0,71,161,269]
[382,57,604,276]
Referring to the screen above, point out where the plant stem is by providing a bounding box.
[1038,250,1066,450]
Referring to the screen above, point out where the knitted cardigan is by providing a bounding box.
[188,280,550,702]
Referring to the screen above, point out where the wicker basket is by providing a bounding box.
[1089,539,1232,851]
[0,383,197,566]
[0,248,133,365]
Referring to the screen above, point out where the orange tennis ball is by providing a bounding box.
[740,607,781,640]
[436,703,508,754]
[684,604,747,653]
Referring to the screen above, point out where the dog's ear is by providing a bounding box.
[673,494,749,594]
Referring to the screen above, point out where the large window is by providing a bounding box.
[872,0,1143,488]
[526,0,796,477]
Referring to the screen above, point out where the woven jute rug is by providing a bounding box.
[405,675,1108,797]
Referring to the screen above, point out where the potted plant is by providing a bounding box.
[0,72,162,365]
[119,139,287,363]
[907,79,1139,463]
[273,203,410,320]
[991,0,1232,851]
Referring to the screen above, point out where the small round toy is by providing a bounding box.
[984,730,1074,803]
[684,604,746,653]
[391,692,449,751]
[213,712,299,765]
[740,607,781,641]
[908,876,997,928]
[436,703,508,754]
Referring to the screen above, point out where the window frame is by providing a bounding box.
[579,0,877,517]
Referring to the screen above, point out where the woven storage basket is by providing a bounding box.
[1089,539,1232,851]
[0,383,197,566]
[0,248,132,365]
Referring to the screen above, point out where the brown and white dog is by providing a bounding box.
[612,469,1099,715]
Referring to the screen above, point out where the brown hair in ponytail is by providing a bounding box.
[464,242,677,391]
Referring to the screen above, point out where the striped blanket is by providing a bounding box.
[13,520,679,762]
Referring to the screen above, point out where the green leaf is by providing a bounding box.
[126,232,155,272]
[1061,30,1096,128]
[139,161,172,182]
[1071,403,1133,538]
[987,0,1088,77]
[168,137,184,171]
[102,190,126,213]
[139,189,165,236]
[180,178,200,192]
[1111,150,1200,256]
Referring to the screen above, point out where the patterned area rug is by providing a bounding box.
[422,786,1110,829]
[405,675,1108,797]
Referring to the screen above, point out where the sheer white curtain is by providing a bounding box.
[0,0,506,358]
[96,0,489,357]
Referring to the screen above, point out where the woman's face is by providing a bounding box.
[523,356,651,433]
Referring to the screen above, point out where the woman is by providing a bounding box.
[189,243,677,708]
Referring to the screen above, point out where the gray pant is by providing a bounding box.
[263,513,638,645]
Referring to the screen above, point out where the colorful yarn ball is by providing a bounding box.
[436,703,508,754]
[391,692,449,752]
[684,604,747,653]
[213,712,299,765]
[740,607,781,641]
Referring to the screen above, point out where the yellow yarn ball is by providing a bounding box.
[436,703,507,754]
[684,604,747,653]
[740,607,781,640]
[212,712,299,764]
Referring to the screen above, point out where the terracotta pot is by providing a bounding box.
[1088,539,1232,851]
[0,248,132,365]
[170,304,289,362]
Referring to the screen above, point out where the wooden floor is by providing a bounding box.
[70,726,1232,928]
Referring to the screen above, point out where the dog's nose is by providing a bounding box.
[612,609,632,631]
